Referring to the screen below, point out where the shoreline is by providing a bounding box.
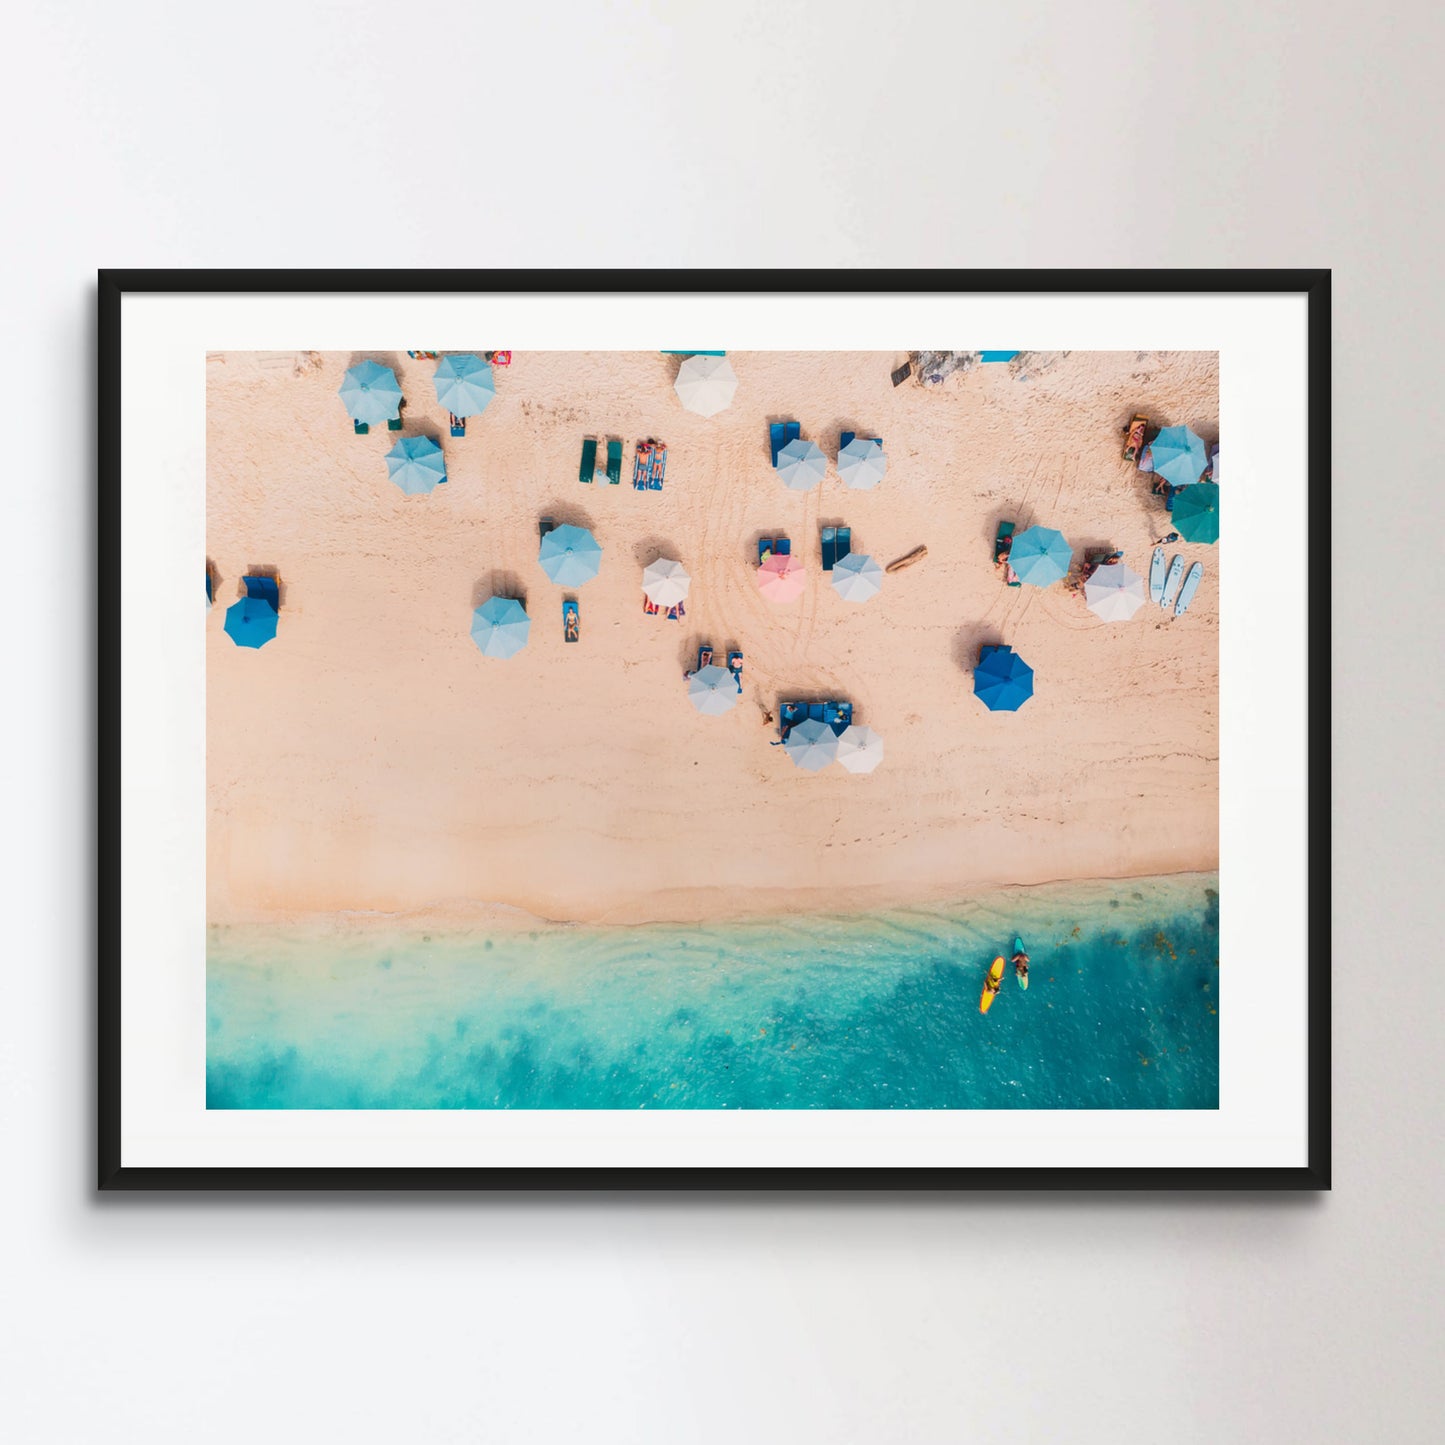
[208,866,1220,944]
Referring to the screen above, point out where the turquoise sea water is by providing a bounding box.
[207,874,1218,1109]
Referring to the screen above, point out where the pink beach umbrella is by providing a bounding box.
[756,553,806,602]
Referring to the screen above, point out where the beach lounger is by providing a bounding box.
[450,412,466,438]
[648,442,667,490]
[821,526,837,571]
[781,701,806,729]
[769,421,800,467]
[836,527,852,563]
[539,516,556,541]
[1122,414,1149,463]
[891,361,912,387]
[643,597,661,616]
[775,538,790,556]
[758,538,774,563]
[579,438,597,483]
[563,600,579,643]
[388,414,404,432]
[840,431,883,452]
[492,351,511,366]
[666,604,683,621]
[606,439,622,485]
[353,420,369,435]
[834,701,853,731]
[633,440,652,490]
[823,701,844,730]
[727,651,743,693]
[697,643,713,672]
[243,576,280,610]
[807,703,826,724]
[995,521,1021,587]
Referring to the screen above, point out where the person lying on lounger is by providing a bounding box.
[994,534,1013,572]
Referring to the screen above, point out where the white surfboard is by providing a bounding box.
[1174,561,1204,617]
[1149,546,1167,605]
[1160,555,1185,610]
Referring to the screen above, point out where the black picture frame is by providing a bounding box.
[98,269,1330,1192]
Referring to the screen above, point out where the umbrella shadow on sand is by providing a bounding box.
[536,499,597,534]
[630,534,678,568]
[475,573,526,609]
[951,625,1004,673]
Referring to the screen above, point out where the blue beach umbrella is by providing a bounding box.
[1173,482,1220,545]
[223,595,278,649]
[1008,525,1072,587]
[783,717,839,770]
[470,596,530,659]
[688,665,740,717]
[776,438,827,492]
[973,644,1033,711]
[538,523,602,586]
[338,360,403,426]
[838,437,887,490]
[1149,425,1209,488]
[433,354,495,418]
[384,435,447,495]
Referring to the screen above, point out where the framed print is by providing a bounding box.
[98,269,1329,1190]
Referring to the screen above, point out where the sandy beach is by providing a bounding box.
[206,349,1218,929]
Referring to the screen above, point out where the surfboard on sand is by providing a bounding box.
[979,957,1005,1015]
[1149,546,1167,605]
[1160,554,1185,610]
[1174,561,1204,617]
[1013,936,1029,991]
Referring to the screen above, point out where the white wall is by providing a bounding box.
[5,2,1441,1440]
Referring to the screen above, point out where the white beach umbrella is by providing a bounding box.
[1084,561,1147,621]
[830,552,883,603]
[642,557,691,606]
[783,718,839,771]
[835,725,884,774]
[688,664,740,716]
[776,438,827,491]
[838,437,888,490]
[674,355,738,417]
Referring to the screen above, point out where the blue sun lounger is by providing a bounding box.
[839,432,882,450]
[539,515,556,541]
[758,538,774,563]
[563,599,579,643]
[243,575,279,609]
[388,413,404,431]
[769,421,801,466]
[807,703,826,723]
[780,701,806,729]
[775,538,790,556]
[728,651,743,692]
[579,438,597,483]
[647,443,667,490]
[606,439,623,485]
[824,701,853,734]
[821,526,837,571]
[450,412,466,438]
[353,419,369,435]
[836,527,851,562]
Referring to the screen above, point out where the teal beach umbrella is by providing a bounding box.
[434,354,495,417]
[776,438,827,492]
[338,360,403,425]
[1008,525,1072,586]
[539,523,602,586]
[471,596,530,658]
[1149,425,1209,488]
[384,435,447,495]
[223,595,278,649]
[974,644,1033,711]
[1173,482,1220,544]
[784,718,839,770]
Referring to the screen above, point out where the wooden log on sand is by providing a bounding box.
[886,545,927,574]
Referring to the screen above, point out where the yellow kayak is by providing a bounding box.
[979,956,1006,1015]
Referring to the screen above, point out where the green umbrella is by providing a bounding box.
[1173,482,1220,544]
